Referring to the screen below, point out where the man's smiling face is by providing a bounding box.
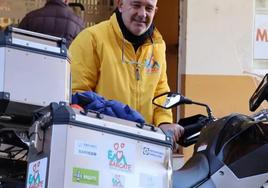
[118,0,158,36]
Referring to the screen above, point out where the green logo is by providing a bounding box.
[72,167,99,185]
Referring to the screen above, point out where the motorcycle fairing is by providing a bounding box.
[221,121,268,178]
[195,113,268,179]
[173,153,210,188]
[210,165,268,188]
[193,114,241,175]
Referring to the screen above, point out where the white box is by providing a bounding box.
[27,103,173,188]
[0,27,70,119]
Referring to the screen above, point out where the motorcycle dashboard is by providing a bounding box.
[249,73,268,112]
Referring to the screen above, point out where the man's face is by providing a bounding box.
[118,0,158,36]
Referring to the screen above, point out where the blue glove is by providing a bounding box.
[72,91,145,124]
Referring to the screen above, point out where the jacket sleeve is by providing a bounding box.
[73,18,85,42]
[69,29,100,93]
[153,42,173,126]
[18,16,28,29]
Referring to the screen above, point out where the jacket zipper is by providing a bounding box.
[135,64,140,115]
[135,64,140,81]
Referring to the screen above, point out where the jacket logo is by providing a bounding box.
[144,57,160,74]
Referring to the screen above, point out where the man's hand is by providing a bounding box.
[159,123,184,144]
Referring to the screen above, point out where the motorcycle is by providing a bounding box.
[152,74,268,188]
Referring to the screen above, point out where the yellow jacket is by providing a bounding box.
[70,13,173,126]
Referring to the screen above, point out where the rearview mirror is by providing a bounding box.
[249,73,268,111]
[152,92,192,109]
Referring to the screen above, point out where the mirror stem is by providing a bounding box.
[192,101,214,120]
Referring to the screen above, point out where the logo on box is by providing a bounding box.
[72,167,99,185]
[112,174,125,188]
[141,144,165,163]
[74,140,98,158]
[27,158,47,188]
[108,142,133,172]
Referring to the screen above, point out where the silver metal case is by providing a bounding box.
[27,104,173,188]
[0,27,70,119]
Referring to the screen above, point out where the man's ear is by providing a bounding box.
[115,0,124,12]
[155,6,158,13]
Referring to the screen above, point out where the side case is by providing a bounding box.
[0,27,70,121]
[26,103,173,188]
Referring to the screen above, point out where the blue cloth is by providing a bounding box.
[72,91,145,124]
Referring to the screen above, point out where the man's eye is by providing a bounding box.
[132,4,140,9]
[146,7,154,12]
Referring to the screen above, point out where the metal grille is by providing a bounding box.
[0,0,46,26]
[0,0,115,27]
[24,0,46,14]
[73,0,115,26]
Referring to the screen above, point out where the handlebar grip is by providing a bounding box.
[178,114,209,147]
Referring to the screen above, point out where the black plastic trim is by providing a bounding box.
[51,102,76,124]
[0,100,41,121]
[0,92,10,114]
[0,92,10,100]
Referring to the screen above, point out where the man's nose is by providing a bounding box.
[137,6,146,17]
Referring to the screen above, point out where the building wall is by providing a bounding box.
[185,0,254,75]
[180,0,267,160]
[154,0,179,123]
[154,0,179,91]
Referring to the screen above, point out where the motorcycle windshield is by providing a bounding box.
[220,121,268,178]
[215,114,253,156]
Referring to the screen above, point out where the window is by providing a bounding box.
[253,0,268,72]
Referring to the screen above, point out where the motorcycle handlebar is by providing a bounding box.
[178,114,211,147]
[250,109,268,121]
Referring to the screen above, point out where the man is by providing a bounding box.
[19,0,84,48]
[70,0,184,143]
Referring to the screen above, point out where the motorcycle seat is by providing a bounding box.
[173,153,209,188]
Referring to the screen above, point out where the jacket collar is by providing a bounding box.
[110,13,163,45]
[115,8,154,51]
[46,0,67,7]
